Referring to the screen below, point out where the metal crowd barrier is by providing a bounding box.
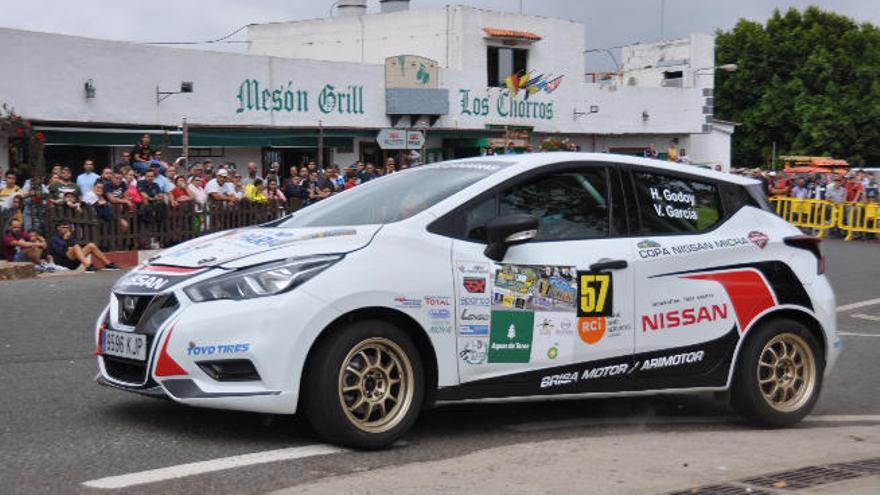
[770,197,879,240]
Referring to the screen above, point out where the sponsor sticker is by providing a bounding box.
[463,277,487,293]
[456,261,490,274]
[577,317,607,344]
[637,239,661,249]
[424,296,451,306]
[428,308,452,319]
[748,231,769,249]
[186,342,250,356]
[429,324,454,335]
[532,312,575,363]
[577,271,613,317]
[641,303,729,332]
[459,339,488,365]
[488,311,534,363]
[393,297,422,309]
[460,296,491,307]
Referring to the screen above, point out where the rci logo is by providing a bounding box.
[578,317,606,345]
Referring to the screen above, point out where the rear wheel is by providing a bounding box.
[731,318,823,426]
[304,320,424,449]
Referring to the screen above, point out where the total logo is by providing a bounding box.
[577,317,606,345]
[424,296,451,306]
[460,296,491,307]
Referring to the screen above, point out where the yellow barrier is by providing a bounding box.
[769,197,838,238]
[837,202,880,240]
[770,197,880,240]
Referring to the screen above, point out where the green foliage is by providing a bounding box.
[715,7,880,167]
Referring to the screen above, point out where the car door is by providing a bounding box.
[444,163,636,397]
[629,168,753,389]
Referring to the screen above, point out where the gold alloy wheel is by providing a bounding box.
[338,337,415,434]
[757,333,817,413]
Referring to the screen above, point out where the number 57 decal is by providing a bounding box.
[577,271,613,317]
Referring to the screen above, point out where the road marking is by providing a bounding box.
[839,331,880,338]
[504,414,880,433]
[836,298,880,312]
[850,313,880,322]
[82,444,346,489]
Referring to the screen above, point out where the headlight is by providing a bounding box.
[184,254,342,302]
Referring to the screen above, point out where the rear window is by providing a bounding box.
[632,171,723,234]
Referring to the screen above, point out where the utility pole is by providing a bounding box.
[771,141,777,171]
[182,117,189,167]
[317,120,324,170]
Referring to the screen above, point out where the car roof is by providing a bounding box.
[443,152,760,186]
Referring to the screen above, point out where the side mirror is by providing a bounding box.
[483,214,540,261]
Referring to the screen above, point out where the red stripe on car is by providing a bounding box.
[682,269,776,333]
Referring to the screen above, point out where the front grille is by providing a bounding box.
[116,294,153,326]
[103,355,150,384]
[104,294,178,385]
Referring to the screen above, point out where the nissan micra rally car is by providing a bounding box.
[96,153,840,448]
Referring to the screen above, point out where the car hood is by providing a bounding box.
[147,225,380,268]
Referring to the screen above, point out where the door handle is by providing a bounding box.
[590,259,628,271]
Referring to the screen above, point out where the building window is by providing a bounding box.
[487,46,528,87]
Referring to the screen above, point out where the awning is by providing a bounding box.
[482,28,542,41]
[36,126,363,148]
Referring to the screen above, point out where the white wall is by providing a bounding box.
[620,33,715,89]
[689,125,733,171]
[247,5,583,76]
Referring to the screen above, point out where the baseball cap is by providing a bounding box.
[216,169,229,177]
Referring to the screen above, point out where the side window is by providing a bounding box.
[465,196,496,241]
[499,169,610,241]
[632,171,723,234]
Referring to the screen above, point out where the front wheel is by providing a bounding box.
[731,318,824,426]
[304,320,424,449]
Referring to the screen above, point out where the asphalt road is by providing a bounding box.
[0,239,878,494]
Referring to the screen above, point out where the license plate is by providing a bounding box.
[102,330,147,361]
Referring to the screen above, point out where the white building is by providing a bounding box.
[0,1,733,177]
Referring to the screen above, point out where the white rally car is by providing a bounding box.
[96,153,840,448]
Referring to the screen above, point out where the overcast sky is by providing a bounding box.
[3,0,878,70]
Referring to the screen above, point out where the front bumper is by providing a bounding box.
[96,284,340,415]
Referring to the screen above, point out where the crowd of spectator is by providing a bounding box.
[0,133,422,272]
[729,167,879,205]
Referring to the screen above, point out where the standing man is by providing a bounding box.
[243,162,263,187]
[384,157,397,175]
[644,143,658,159]
[131,134,153,173]
[790,177,811,199]
[114,151,131,173]
[76,160,100,197]
[666,139,679,162]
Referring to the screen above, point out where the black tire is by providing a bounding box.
[303,319,425,449]
[731,318,824,427]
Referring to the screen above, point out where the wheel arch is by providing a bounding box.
[727,306,828,388]
[298,306,439,411]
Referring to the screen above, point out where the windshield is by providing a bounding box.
[277,161,509,228]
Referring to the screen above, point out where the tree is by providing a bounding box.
[715,7,880,167]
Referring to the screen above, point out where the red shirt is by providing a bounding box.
[2,230,31,262]
[171,187,189,200]
[845,182,863,202]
